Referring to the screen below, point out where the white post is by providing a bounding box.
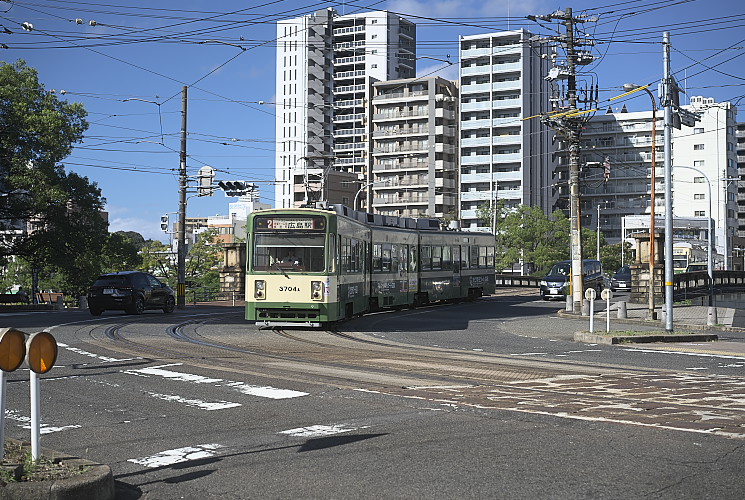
[0,371,6,461]
[589,297,595,333]
[30,371,41,460]
[606,295,611,332]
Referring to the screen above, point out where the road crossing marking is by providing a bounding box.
[4,409,81,434]
[128,444,224,468]
[279,424,369,438]
[57,342,140,364]
[124,363,309,400]
[145,392,241,411]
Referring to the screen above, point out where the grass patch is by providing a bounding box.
[1,441,83,484]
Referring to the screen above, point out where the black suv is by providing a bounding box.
[88,271,175,316]
[539,259,604,300]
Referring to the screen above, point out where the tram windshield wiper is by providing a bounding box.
[274,262,290,279]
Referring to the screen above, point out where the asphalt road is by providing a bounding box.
[1,294,743,499]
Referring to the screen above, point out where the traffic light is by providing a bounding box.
[160,214,169,232]
[217,181,256,197]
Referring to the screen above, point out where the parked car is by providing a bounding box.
[539,259,604,300]
[88,271,175,316]
[610,265,632,292]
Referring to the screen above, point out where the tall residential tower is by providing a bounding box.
[275,9,415,208]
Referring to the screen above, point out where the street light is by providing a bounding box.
[674,165,714,308]
[623,83,658,319]
[354,180,390,211]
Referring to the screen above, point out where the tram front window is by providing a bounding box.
[253,234,325,272]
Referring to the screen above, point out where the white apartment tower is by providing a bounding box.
[275,9,416,208]
[458,30,554,231]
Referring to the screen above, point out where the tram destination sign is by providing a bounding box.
[256,216,326,231]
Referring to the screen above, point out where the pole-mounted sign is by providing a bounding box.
[0,328,58,461]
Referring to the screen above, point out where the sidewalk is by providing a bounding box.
[562,298,745,357]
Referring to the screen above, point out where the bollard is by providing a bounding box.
[79,295,88,310]
[581,299,589,317]
[55,295,64,310]
[565,294,572,312]
[707,307,718,326]
[616,301,627,319]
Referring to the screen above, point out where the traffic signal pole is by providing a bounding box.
[177,86,187,309]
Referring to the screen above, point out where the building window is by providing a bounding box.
[694,193,705,200]
[694,177,705,183]
[694,211,706,217]
[693,144,705,150]
[694,160,705,167]
[694,128,704,134]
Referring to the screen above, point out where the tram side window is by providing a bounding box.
[409,246,418,272]
[372,244,382,272]
[479,246,488,268]
[442,246,452,271]
[487,246,495,268]
[382,243,392,272]
[470,245,480,268]
[420,245,432,271]
[341,237,363,274]
[390,244,400,273]
[461,246,469,270]
[432,246,442,270]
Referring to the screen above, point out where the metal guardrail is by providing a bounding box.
[673,270,745,301]
[495,274,541,287]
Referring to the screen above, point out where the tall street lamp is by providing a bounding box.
[674,165,714,308]
[623,83,658,319]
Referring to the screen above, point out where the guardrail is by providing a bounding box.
[495,274,541,287]
[673,270,745,301]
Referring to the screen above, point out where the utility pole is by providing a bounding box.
[528,7,598,314]
[662,32,674,332]
[177,86,187,309]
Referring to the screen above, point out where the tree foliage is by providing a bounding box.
[0,60,125,294]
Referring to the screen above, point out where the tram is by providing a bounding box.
[245,205,496,327]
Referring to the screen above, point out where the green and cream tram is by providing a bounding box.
[245,206,496,327]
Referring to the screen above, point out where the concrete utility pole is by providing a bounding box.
[177,86,187,309]
[528,7,598,314]
[662,33,674,331]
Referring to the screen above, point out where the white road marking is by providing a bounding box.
[145,392,241,410]
[279,424,369,438]
[124,363,309,400]
[57,343,139,364]
[128,444,224,468]
[624,348,745,362]
[4,410,81,434]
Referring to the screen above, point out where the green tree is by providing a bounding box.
[0,60,109,295]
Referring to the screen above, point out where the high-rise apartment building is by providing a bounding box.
[275,9,415,208]
[370,77,458,218]
[580,96,739,268]
[458,30,554,231]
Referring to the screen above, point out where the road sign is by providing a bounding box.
[26,331,57,374]
[0,328,26,372]
[585,288,597,301]
[601,289,613,301]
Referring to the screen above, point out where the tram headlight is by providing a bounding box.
[311,280,324,301]
[254,280,266,299]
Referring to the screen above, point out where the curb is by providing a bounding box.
[574,331,719,345]
[0,440,114,500]
[557,308,745,333]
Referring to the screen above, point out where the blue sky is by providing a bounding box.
[1,0,743,241]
